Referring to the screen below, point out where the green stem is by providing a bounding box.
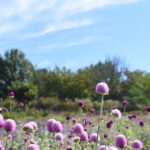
[9,98,11,113]
[96,94,104,148]
[5,134,8,150]
[123,106,126,114]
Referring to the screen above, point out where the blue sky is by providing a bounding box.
[0,0,150,71]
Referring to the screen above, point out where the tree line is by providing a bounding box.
[0,49,149,108]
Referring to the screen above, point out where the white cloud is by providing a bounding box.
[0,24,14,34]
[37,36,104,52]
[56,0,137,19]
[25,19,94,37]
[0,0,138,35]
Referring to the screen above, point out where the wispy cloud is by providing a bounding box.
[0,24,14,34]
[25,19,95,38]
[37,36,104,52]
[0,0,138,36]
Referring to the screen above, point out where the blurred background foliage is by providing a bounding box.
[0,49,149,111]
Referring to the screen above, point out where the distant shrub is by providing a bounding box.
[29,97,61,110]
[11,81,38,102]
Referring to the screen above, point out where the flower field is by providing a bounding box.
[0,82,150,150]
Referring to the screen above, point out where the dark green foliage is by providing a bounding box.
[11,81,38,102]
[0,49,150,109]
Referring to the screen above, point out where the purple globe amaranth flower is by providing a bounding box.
[9,91,15,98]
[115,134,127,148]
[27,144,40,150]
[104,133,109,139]
[90,108,95,113]
[132,114,137,119]
[146,106,150,112]
[30,139,36,144]
[4,119,16,132]
[59,141,65,148]
[73,123,84,133]
[106,120,113,129]
[123,100,128,106]
[132,140,143,149]
[52,121,63,132]
[128,114,133,119]
[0,114,4,128]
[89,133,100,142]
[0,145,4,150]
[29,121,38,131]
[55,133,64,141]
[24,137,28,143]
[47,119,56,132]
[68,130,73,138]
[19,102,24,108]
[78,101,84,107]
[96,82,109,95]
[111,109,122,120]
[113,105,117,109]
[125,125,129,129]
[8,134,13,140]
[23,121,38,133]
[82,118,87,127]
[66,115,70,121]
[72,118,76,124]
[79,131,88,142]
[139,120,144,127]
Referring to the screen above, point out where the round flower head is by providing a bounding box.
[55,133,64,141]
[104,133,108,139]
[9,91,14,98]
[79,131,88,142]
[8,134,13,140]
[27,144,40,150]
[146,106,150,112]
[66,115,70,121]
[73,123,84,133]
[78,101,84,107]
[90,108,95,113]
[72,136,80,143]
[90,133,100,142]
[72,118,76,124]
[139,120,144,127]
[106,120,113,129]
[19,102,24,108]
[23,123,34,132]
[29,121,38,131]
[47,119,56,132]
[0,145,4,150]
[123,100,128,106]
[0,114,4,128]
[4,119,16,132]
[128,114,133,119]
[52,121,63,132]
[111,109,122,120]
[23,121,38,133]
[132,140,143,149]
[115,134,127,148]
[132,114,137,119]
[113,105,117,109]
[96,82,109,95]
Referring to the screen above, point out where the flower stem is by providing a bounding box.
[96,94,104,148]
[5,134,8,150]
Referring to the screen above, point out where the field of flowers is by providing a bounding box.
[0,82,150,150]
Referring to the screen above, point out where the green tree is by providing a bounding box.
[127,73,150,106]
[0,49,34,98]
